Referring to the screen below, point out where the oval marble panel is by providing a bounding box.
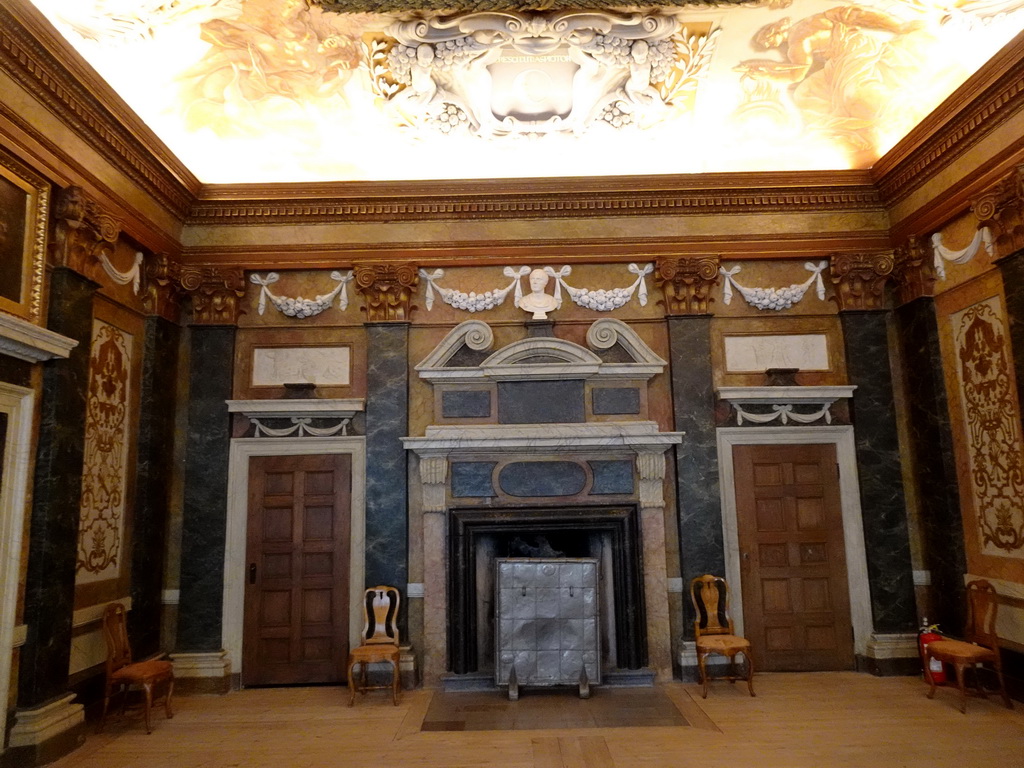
[498,461,587,497]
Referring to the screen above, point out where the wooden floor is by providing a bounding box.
[50,673,1023,768]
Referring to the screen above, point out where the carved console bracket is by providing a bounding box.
[828,252,894,311]
[717,385,856,426]
[354,262,418,322]
[971,163,1024,261]
[654,256,719,315]
[179,265,247,325]
[52,185,137,287]
[891,236,935,305]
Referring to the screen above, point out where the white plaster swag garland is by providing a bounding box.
[719,261,827,311]
[931,227,993,280]
[250,271,354,317]
[99,250,143,294]
[251,417,350,438]
[419,264,653,313]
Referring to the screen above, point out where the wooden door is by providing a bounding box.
[734,443,855,672]
[244,454,351,686]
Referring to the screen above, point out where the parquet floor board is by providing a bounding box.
[46,673,1024,768]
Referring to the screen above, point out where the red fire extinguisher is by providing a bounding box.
[918,618,946,684]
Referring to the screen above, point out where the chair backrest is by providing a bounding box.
[690,574,736,638]
[101,602,133,675]
[360,586,400,646]
[965,579,1000,648]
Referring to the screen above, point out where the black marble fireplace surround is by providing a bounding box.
[447,505,647,676]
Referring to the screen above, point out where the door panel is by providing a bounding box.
[734,443,854,672]
[244,454,351,686]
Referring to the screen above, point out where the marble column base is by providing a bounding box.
[170,651,231,695]
[856,633,921,676]
[5,694,85,767]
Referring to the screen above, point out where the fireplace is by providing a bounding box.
[448,505,647,676]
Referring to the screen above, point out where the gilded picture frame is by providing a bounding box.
[0,149,48,322]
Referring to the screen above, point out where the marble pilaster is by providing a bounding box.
[18,268,96,708]
[840,311,917,634]
[894,298,966,631]
[130,316,180,657]
[666,315,723,638]
[997,249,1024,425]
[176,326,234,656]
[364,323,410,595]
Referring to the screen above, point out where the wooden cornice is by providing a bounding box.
[182,230,892,270]
[0,2,198,220]
[873,29,1024,209]
[187,170,882,225]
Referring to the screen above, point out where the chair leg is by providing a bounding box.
[164,678,175,720]
[972,663,988,699]
[99,685,112,732]
[142,682,154,734]
[952,662,968,714]
[392,657,400,706]
[744,650,756,697]
[924,651,938,699]
[697,652,709,699]
[993,659,1013,709]
[348,660,358,707]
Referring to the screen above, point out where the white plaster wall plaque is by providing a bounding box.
[251,346,350,387]
[723,334,829,373]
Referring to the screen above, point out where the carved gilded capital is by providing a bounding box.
[971,164,1024,260]
[141,253,186,320]
[50,185,122,279]
[891,237,934,305]
[353,262,418,322]
[828,252,894,311]
[654,255,719,315]
[179,265,246,325]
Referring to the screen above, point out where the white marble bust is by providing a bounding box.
[519,268,558,319]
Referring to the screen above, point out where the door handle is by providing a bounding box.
[249,563,257,584]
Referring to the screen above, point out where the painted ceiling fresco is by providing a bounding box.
[28,0,1024,183]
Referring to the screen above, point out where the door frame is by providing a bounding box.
[0,382,34,752]
[716,426,872,657]
[223,437,365,678]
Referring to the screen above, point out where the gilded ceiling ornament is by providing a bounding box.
[828,251,894,311]
[353,262,418,322]
[719,261,827,311]
[654,255,720,315]
[250,270,354,318]
[370,11,718,138]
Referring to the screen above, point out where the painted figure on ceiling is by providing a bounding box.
[179,0,364,134]
[735,5,932,158]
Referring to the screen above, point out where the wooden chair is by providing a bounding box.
[347,586,401,706]
[690,574,755,698]
[924,579,1013,713]
[99,603,174,733]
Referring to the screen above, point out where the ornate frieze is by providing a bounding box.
[828,252,894,311]
[654,255,719,315]
[717,385,856,427]
[354,262,418,322]
[971,164,1024,261]
[179,265,246,325]
[891,236,934,305]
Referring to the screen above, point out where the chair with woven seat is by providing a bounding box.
[690,574,755,698]
[99,602,174,733]
[347,585,401,706]
[924,579,1012,713]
